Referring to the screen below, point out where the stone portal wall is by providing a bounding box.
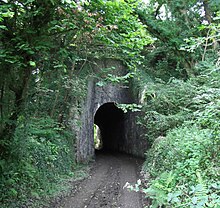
[76,59,148,162]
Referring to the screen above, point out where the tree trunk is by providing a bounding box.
[203,0,212,24]
[203,0,219,50]
[0,68,31,157]
[0,83,4,126]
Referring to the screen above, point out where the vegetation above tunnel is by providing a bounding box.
[0,0,220,207]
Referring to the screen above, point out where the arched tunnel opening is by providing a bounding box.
[94,102,125,153]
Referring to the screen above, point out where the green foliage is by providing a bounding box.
[137,56,220,140]
[138,59,220,207]
[142,125,220,207]
[136,0,220,77]
[96,71,136,87]
[116,103,142,113]
[0,117,75,207]
[180,12,220,63]
[144,126,218,180]
[84,0,153,60]
[137,76,195,143]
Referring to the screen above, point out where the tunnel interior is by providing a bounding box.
[94,103,125,152]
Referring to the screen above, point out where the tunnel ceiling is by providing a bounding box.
[94,103,124,126]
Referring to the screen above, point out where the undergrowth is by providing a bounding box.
[137,60,220,207]
[0,117,87,208]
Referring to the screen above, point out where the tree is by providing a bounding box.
[135,0,220,78]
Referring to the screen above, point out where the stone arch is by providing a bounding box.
[76,59,148,162]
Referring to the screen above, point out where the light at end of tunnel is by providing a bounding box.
[94,124,103,150]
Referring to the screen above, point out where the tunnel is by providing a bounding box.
[76,59,148,162]
[94,102,125,152]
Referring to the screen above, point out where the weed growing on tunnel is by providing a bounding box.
[117,103,142,113]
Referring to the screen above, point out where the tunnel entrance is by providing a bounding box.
[76,59,148,162]
[94,103,125,152]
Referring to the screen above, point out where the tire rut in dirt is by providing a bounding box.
[60,155,112,208]
[84,161,121,208]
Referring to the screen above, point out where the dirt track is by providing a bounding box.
[56,152,146,208]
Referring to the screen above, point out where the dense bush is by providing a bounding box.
[0,117,75,207]
[138,60,220,207]
[137,76,196,144]
[143,126,219,207]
